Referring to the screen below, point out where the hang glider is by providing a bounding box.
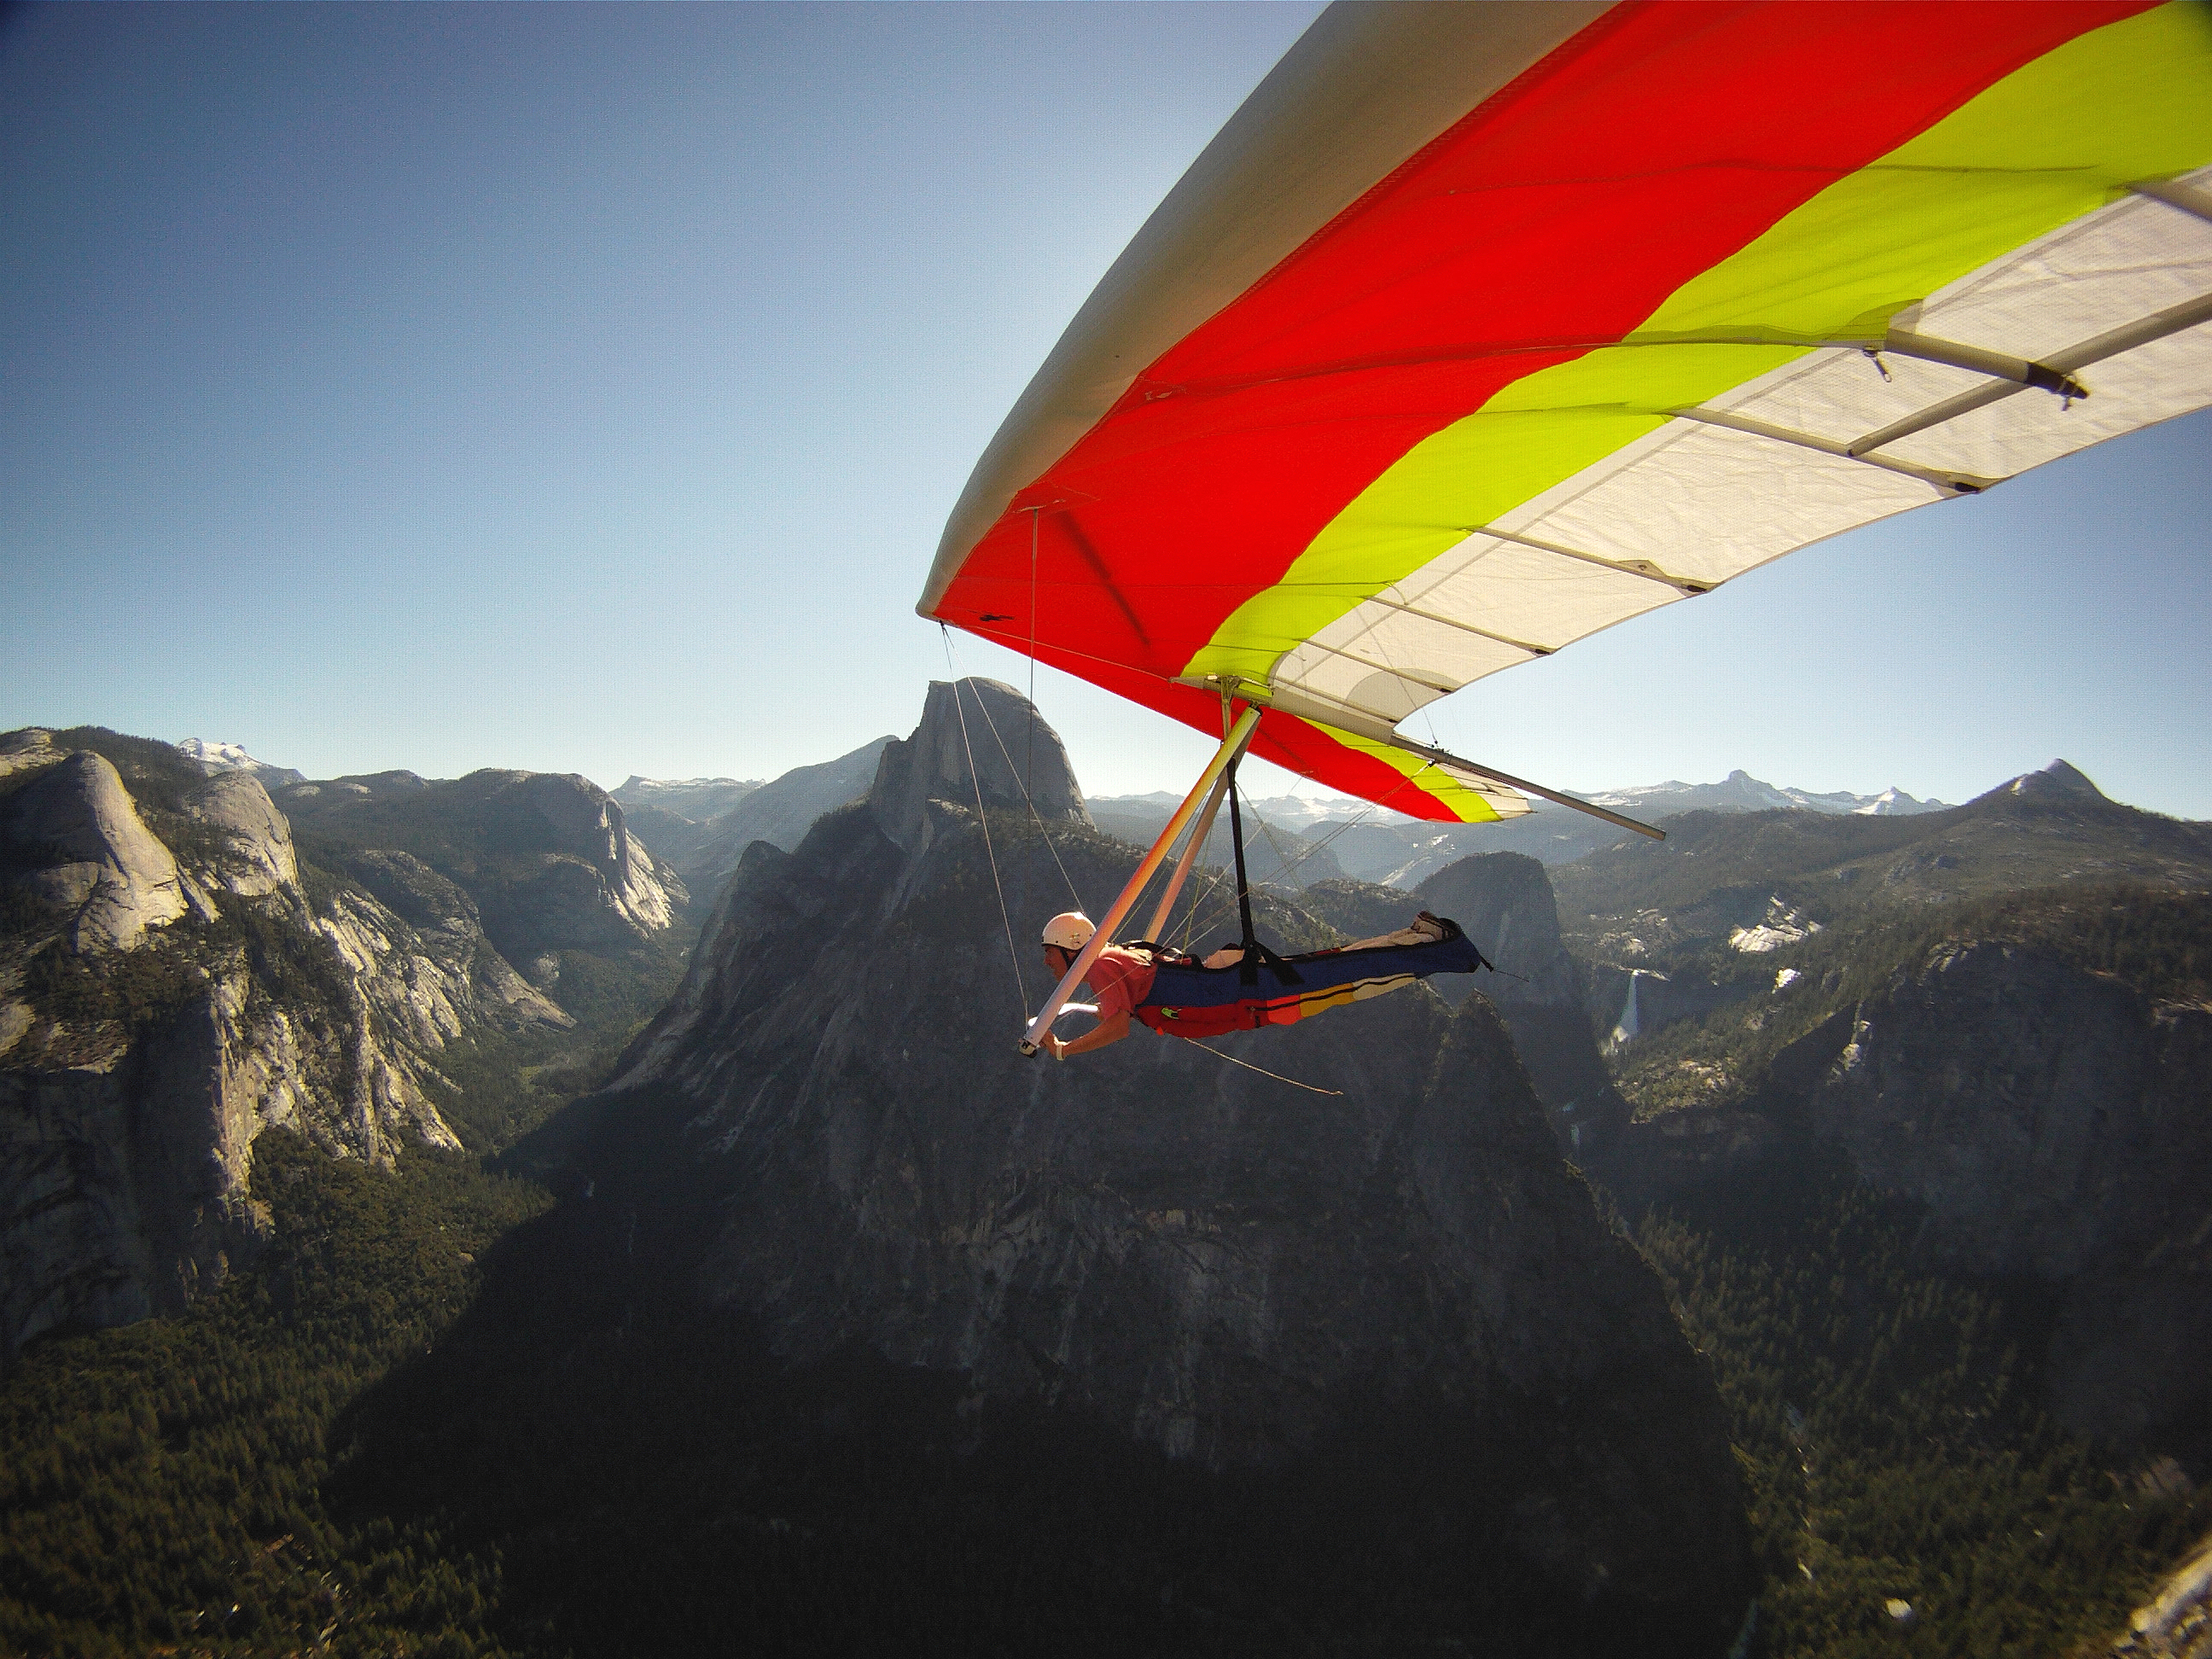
[923,0,2212,830]
[920,0,2212,1051]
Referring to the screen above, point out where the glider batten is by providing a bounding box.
[1191,4,2211,728]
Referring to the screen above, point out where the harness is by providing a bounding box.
[1223,757,1304,990]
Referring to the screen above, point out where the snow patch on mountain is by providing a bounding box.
[1588,769,1947,818]
[176,739,306,789]
[1240,792,1417,831]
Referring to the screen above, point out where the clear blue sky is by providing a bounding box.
[5,3,2207,818]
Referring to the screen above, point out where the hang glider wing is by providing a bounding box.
[921,0,2212,824]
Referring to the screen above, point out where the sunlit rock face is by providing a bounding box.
[867,676,1091,855]
[3,752,188,952]
[0,946,463,1353]
[445,771,685,956]
[275,766,688,960]
[1,742,573,1359]
[186,770,299,897]
[608,680,1750,1631]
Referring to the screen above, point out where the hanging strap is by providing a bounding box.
[1225,760,1301,990]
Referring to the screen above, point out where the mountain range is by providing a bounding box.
[3,705,2206,1656]
[1,725,689,1359]
[1308,770,1953,887]
[608,774,762,823]
[173,737,1950,894]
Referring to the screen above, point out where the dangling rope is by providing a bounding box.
[941,629,1027,1012]
[1178,1035,1344,1096]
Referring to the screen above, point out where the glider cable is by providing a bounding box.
[941,626,1027,1011]
[1177,769,1423,951]
[1026,504,1040,796]
[941,626,1082,909]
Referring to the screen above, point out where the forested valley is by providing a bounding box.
[3,726,2207,1656]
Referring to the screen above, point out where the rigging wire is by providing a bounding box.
[941,627,1028,1012]
[1172,787,1379,948]
[940,626,1084,910]
[1253,814,1314,894]
[1173,807,1347,955]
[1176,768,1429,949]
[1027,504,1041,796]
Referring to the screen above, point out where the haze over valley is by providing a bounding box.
[3,691,2207,1656]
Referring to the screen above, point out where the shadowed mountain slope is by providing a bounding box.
[1289,854,1628,1160]
[1589,882,2212,1460]
[661,734,896,902]
[595,679,1751,1647]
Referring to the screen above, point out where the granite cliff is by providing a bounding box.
[1804,934,2211,1452]
[1589,867,2212,1459]
[275,765,686,979]
[1417,851,1630,1156]
[0,726,668,1359]
[602,680,1749,1640]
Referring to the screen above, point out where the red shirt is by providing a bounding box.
[1086,945,1157,1021]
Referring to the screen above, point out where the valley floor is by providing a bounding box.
[0,1097,2202,1657]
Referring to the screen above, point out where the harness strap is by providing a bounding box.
[1225,760,1301,989]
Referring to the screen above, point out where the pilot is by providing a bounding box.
[1035,908,1454,1059]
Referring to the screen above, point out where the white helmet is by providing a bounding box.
[1040,911,1095,951]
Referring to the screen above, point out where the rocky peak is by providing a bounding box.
[495,771,679,940]
[185,771,299,897]
[1417,852,1576,1006]
[1997,758,2108,803]
[279,765,687,954]
[2,751,188,951]
[506,772,626,864]
[601,684,1749,1632]
[868,678,1090,853]
[1415,851,1628,1155]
